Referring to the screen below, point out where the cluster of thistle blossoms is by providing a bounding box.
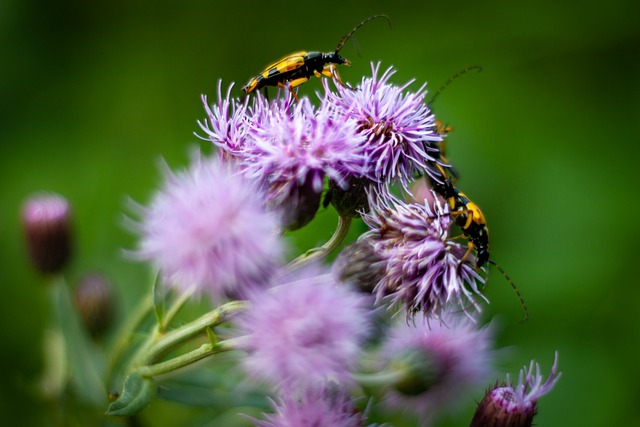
[198,63,486,318]
[124,63,561,426]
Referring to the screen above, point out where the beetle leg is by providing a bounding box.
[460,242,476,264]
[287,76,310,89]
[449,209,475,229]
[328,66,354,90]
[277,81,300,101]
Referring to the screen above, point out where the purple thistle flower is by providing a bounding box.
[324,62,443,189]
[235,265,370,393]
[198,81,250,160]
[246,96,366,193]
[132,154,283,302]
[243,96,367,229]
[255,387,368,427]
[199,84,367,229]
[470,352,561,427]
[380,310,494,426]
[361,188,486,318]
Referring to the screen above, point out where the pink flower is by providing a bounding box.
[256,387,367,427]
[470,352,561,427]
[380,310,494,425]
[133,154,283,301]
[362,189,486,318]
[236,266,370,392]
[324,62,443,190]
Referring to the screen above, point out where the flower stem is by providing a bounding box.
[353,369,405,388]
[141,300,247,365]
[106,291,154,381]
[286,214,352,270]
[160,287,195,332]
[137,338,241,378]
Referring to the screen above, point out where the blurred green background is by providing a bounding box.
[1,0,639,425]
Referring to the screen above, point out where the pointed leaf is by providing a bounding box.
[51,278,106,405]
[206,327,217,346]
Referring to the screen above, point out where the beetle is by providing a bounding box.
[429,176,490,267]
[241,15,390,96]
[427,172,528,319]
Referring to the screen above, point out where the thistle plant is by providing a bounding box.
[22,63,560,426]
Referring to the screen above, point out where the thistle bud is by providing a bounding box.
[74,273,115,338]
[272,176,322,231]
[21,193,73,274]
[470,352,560,427]
[333,237,385,294]
[324,177,371,218]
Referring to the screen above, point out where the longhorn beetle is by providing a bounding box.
[241,15,390,97]
[429,167,528,319]
[429,173,490,268]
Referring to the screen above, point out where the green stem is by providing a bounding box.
[160,287,195,332]
[286,214,352,270]
[106,291,154,381]
[142,300,247,364]
[353,369,405,388]
[119,287,209,378]
[137,338,241,378]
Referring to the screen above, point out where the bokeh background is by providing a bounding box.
[2,0,639,425]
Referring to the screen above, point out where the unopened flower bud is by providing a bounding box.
[324,177,371,218]
[390,349,444,396]
[333,237,385,294]
[273,176,322,231]
[21,193,73,274]
[470,352,560,427]
[74,273,115,338]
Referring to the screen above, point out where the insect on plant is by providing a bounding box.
[241,15,391,98]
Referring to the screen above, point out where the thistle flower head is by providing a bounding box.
[198,81,249,160]
[361,188,486,317]
[255,387,368,427]
[132,154,283,302]
[21,192,73,274]
[470,352,561,427]
[235,265,370,393]
[333,237,386,295]
[324,62,443,189]
[200,85,368,230]
[243,96,367,229]
[380,310,494,425]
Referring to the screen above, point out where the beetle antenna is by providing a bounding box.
[487,259,529,321]
[428,65,482,106]
[335,15,391,54]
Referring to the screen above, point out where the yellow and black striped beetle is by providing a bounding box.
[428,164,528,318]
[430,174,490,268]
[241,15,390,96]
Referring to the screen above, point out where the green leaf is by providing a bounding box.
[107,372,157,416]
[205,327,217,346]
[50,277,106,406]
[157,368,268,409]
